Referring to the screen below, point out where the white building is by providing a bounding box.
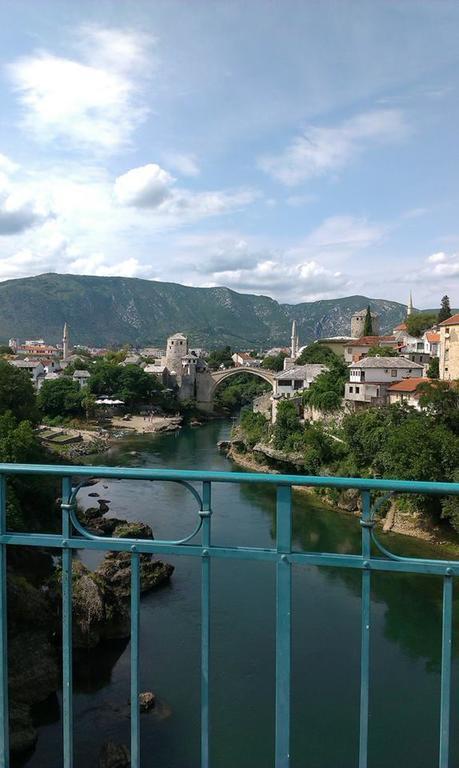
[72,370,91,389]
[345,356,424,408]
[274,364,327,397]
[9,359,45,388]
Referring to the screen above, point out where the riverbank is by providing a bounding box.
[227,444,459,554]
[111,414,183,434]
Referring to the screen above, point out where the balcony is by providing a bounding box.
[0,464,457,767]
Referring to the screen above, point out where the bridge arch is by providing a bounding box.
[207,366,275,402]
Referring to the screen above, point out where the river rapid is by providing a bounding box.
[21,420,459,767]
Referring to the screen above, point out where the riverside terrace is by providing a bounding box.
[0,464,458,767]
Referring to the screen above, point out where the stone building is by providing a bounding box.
[350,308,380,338]
[439,313,459,380]
[164,333,188,376]
[344,356,424,409]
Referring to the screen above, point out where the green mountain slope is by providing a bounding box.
[0,273,408,348]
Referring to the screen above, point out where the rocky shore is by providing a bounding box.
[8,502,174,754]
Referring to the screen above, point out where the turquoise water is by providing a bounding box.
[22,420,459,767]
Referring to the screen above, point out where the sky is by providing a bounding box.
[0,1,459,308]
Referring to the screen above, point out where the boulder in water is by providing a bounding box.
[139,691,156,712]
[98,742,130,768]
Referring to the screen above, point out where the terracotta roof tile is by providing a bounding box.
[388,377,429,392]
[439,313,459,326]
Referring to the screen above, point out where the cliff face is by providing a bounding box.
[0,272,407,347]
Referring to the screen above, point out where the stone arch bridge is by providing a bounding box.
[195,366,275,410]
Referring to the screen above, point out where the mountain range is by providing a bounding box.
[0,273,409,349]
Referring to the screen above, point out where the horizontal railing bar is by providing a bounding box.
[1,463,459,495]
[1,533,458,574]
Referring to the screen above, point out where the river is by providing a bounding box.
[21,420,459,767]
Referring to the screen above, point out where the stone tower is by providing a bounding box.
[62,322,69,360]
[350,308,380,338]
[165,332,188,373]
[290,320,299,359]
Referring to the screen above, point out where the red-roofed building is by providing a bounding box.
[388,377,431,410]
[344,335,400,363]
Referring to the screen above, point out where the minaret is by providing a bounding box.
[62,322,69,360]
[407,291,413,317]
[290,320,298,359]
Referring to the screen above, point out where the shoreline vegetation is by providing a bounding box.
[226,443,459,556]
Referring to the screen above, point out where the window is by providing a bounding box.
[349,386,353,393]
[355,386,360,393]
[391,369,397,377]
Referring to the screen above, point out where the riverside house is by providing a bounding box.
[344,356,424,409]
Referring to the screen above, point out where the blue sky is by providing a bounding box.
[0,0,459,307]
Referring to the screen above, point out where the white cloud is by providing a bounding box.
[0,161,54,235]
[114,162,258,221]
[114,164,174,207]
[426,251,459,276]
[259,109,408,185]
[163,152,200,177]
[7,26,152,152]
[427,251,447,264]
[303,215,384,252]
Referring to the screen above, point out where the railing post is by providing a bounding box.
[130,549,140,768]
[275,484,292,768]
[0,476,9,768]
[61,477,73,768]
[201,481,212,768]
[439,570,453,768]
[359,490,372,768]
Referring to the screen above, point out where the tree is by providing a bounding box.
[303,358,347,413]
[417,380,459,433]
[0,360,38,423]
[116,365,164,409]
[261,352,287,371]
[88,361,122,395]
[296,344,340,366]
[367,346,398,357]
[406,312,437,338]
[38,378,83,418]
[207,346,234,371]
[427,357,439,379]
[0,345,14,356]
[239,411,269,449]
[363,306,373,336]
[214,373,270,413]
[438,295,452,324]
[272,401,301,449]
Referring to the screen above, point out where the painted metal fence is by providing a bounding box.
[0,463,457,767]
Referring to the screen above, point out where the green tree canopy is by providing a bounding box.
[116,365,164,409]
[367,345,398,357]
[239,410,269,449]
[427,357,439,379]
[261,352,287,371]
[0,360,38,423]
[207,346,234,371]
[417,380,459,433]
[272,400,301,449]
[296,344,341,366]
[38,378,83,418]
[303,358,347,413]
[438,295,452,324]
[406,312,437,337]
[363,305,373,336]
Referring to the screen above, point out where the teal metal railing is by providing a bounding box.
[0,464,457,767]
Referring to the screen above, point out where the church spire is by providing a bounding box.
[407,291,413,317]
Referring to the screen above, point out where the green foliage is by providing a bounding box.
[367,345,398,357]
[87,360,121,394]
[61,357,92,376]
[38,378,83,418]
[363,305,373,336]
[406,312,437,338]
[239,410,269,448]
[427,357,439,379]
[296,344,340,366]
[438,295,452,324]
[214,373,270,413]
[0,360,38,423]
[116,365,164,409]
[261,352,287,371]
[417,380,459,433]
[0,345,14,356]
[303,357,347,413]
[272,400,301,449]
[207,346,234,371]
